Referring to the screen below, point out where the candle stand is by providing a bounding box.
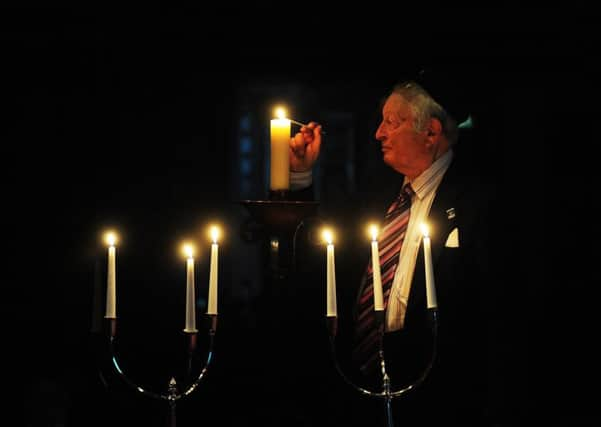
[326,309,439,427]
[240,199,319,235]
[97,315,217,427]
[240,190,320,278]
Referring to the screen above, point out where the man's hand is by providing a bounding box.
[289,121,322,172]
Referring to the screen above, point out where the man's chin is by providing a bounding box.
[382,156,404,175]
[382,153,393,168]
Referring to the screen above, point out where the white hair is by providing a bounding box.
[391,81,460,146]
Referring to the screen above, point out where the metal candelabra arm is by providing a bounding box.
[328,308,438,427]
[108,315,217,402]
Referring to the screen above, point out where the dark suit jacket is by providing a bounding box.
[383,152,502,426]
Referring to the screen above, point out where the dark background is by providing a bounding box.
[3,3,597,427]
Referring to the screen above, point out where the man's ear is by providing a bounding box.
[427,117,442,136]
[425,118,443,144]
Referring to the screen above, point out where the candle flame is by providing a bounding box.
[420,223,430,237]
[104,231,118,247]
[182,243,195,258]
[322,228,334,245]
[274,106,287,119]
[209,225,220,244]
[368,224,379,241]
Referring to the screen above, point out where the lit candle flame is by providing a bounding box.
[322,228,334,245]
[209,225,220,244]
[104,231,118,247]
[368,224,379,241]
[420,223,430,237]
[182,243,195,258]
[274,106,287,119]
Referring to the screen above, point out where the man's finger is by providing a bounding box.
[290,134,307,157]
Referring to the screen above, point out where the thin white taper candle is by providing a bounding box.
[207,227,219,315]
[184,249,197,332]
[324,229,337,317]
[105,233,117,319]
[369,225,384,311]
[421,224,438,309]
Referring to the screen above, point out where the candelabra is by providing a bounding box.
[95,315,217,427]
[91,230,220,427]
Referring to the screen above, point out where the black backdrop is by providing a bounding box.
[3,4,597,427]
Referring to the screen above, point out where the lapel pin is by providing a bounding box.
[446,208,456,220]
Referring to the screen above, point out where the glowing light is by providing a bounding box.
[322,229,334,245]
[420,223,430,238]
[209,225,220,244]
[104,231,118,247]
[274,106,287,119]
[182,243,195,258]
[368,224,379,241]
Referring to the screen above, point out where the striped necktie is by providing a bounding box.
[352,183,415,375]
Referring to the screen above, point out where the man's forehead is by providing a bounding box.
[382,93,409,115]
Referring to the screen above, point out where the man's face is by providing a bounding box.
[375,93,431,179]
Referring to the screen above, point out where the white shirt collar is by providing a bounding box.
[405,149,453,200]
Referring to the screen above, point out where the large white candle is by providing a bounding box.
[104,232,117,319]
[270,116,291,191]
[323,229,337,317]
[183,244,197,332]
[207,226,219,315]
[369,225,384,311]
[420,223,438,309]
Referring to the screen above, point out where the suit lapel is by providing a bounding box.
[405,158,463,319]
[427,159,463,263]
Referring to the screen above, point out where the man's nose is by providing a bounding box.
[375,124,385,140]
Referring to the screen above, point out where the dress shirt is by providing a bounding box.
[386,149,453,331]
